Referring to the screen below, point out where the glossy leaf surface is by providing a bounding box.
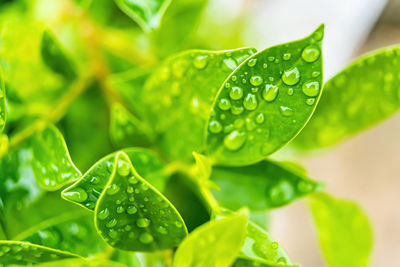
[173,215,247,267]
[115,0,172,31]
[142,48,256,161]
[62,147,167,211]
[205,25,324,166]
[28,124,81,191]
[41,30,77,80]
[94,152,187,251]
[294,45,400,149]
[110,103,155,147]
[211,160,323,210]
[0,73,5,133]
[309,193,373,267]
[0,241,79,265]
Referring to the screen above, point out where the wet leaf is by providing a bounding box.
[0,241,79,265]
[309,193,373,267]
[205,25,324,166]
[211,160,323,210]
[142,48,256,161]
[110,103,155,147]
[173,215,247,267]
[94,152,187,251]
[0,73,6,133]
[28,124,81,191]
[294,45,400,150]
[114,0,172,31]
[41,29,77,80]
[62,147,168,211]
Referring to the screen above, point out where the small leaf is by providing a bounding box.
[29,124,81,191]
[62,147,168,211]
[114,0,172,31]
[142,48,256,161]
[205,25,324,166]
[0,240,79,265]
[211,160,323,210]
[294,45,400,150]
[94,151,187,251]
[309,193,373,267]
[0,72,6,133]
[110,103,155,147]
[173,215,247,267]
[233,257,298,267]
[41,30,77,80]
[22,258,127,267]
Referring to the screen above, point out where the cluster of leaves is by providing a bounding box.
[2,0,398,266]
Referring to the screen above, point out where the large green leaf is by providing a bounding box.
[0,241,79,265]
[40,29,77,81]
[294,45,400,150]
[110,103,155,147]
[62,147,168,211]
[309,193,373,267]
[0,72,5,133]
[173,215,247,267]
[142,48,256,161]
[204,25,324,166]
[28,124,81,191]
[211,160,323,210]
[115,0,172,31]
[94,152,187,251]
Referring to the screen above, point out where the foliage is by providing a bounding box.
[0,0,393,266]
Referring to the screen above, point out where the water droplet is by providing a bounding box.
[271,242,279,249]
[283,53,291,60]
[106,218,118,228]
[263,63,268,69]
[127,186,134,194]
[193,55,208,69]
[306,98,315,105]
[247,58,257,67]
[139,232,154,244]
[127,206,137,214]
[128,177,138,184]
[267,56,275,62]
[137,218,150,228]
[116,206,125,214]
[302,81,320,97]
[245,118,256,131]
[90,176,100,184]
[107,184,120,195]
[249,76,263,86]
[298,180,313,193]
[63,188,88,203]
[231,105,244,115]
[98,208,110,220]
[312,71,320,77]
[243,93,258,110]
[117,160,130,176]
[256,113,264,124]
[302,45,320,63]
[209,120,222,133]
[279,106,293,117]
[218,98,231,111]
[224,130,247,151]
[157,226,168,235]
[287,88,294,96]
[175,221,183,228]
[223,58,237,70]
[232,75,237,82]
[224,82,231,89]
[282,67,300,85]
[262,84,279,102]
[269,180,294,205]
[230,86,243,100]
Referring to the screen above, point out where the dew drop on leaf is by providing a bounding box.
[282,67,300,85]
[306,98,316,106]
[193,55,208,69]
[218,98,231,110]
[224,130,247,151]
[243,93,258,110]
[209,120,223,133]
[139,233,154,244]
[249,76,263,86]
[302,81,320,97]
[230,86,243,100]
[279,106,294,117]
[256,113,265,124]
[126,205,138,214]
[137,218,151,228]
[62,188,88,203]
[98,208,110,220]
[302,45,320,63]
[247,58,257,67]
[262,84,279,102]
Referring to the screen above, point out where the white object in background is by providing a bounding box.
[243,0,388,79]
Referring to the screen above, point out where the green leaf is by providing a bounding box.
[309,193,373,267]
[294,45,400,150]
[173,215,247,267]
[204,25,324,166]
[211,160,323,210]
[114,0,172,32]
[15,212,106,257]
[0,240,79,265]
[94,151,187,251]
[0,73,6,133]
[28,124,81,191]
[17,258,127,267]
[62,147,168,211]
[233,257,297,267]
[142,48,256,161]
[192,152,213,181]
[110,103,155,147]
[41,29,77,81]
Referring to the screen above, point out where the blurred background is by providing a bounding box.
[1,0,400,266]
